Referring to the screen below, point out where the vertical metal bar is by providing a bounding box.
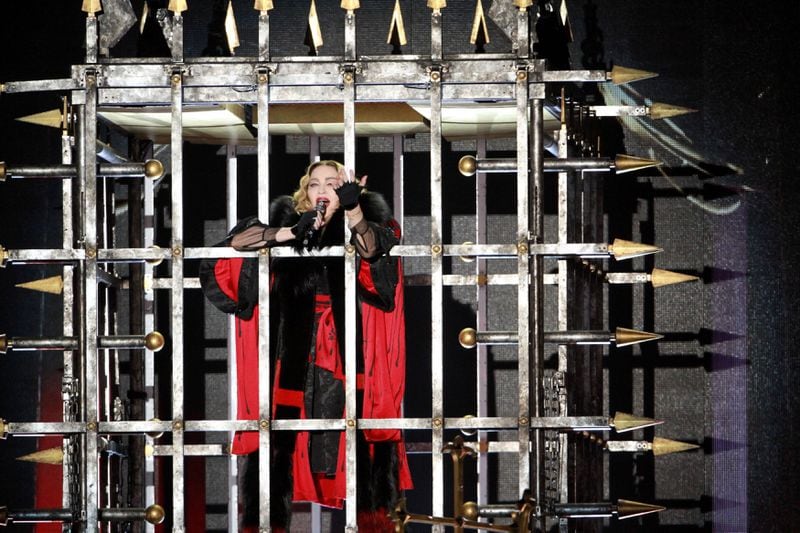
[392,134,404,231]
[169,69,186,532]
[85,15,98,63]
[342,58,358,533]
[225,144,239,533]
[143,146,157,533]
[429,9,444,526]
[83,70,100,531]
[475,137,489,509]
[258,10,270,62]
[171,13,184,63]
[529,94,545,513]
[344,9,356,61]
[256,69,272,531]
[309,135,320,161]
[515,65,531,499]
[556,112,570,506]
[61,104,75,515]
[309,136,321,533]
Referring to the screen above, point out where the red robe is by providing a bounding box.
[208,233,412,509]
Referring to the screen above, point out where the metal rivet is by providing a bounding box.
[259,248,269,256]
[347,419,356,428]
[86,248,97,259]
[518,243,528,254]
[87,421,97,431]
[171,74,181,85]
[517,70,528,81]
[431,244,442,256]
[519,416,529,426]
[173,420,183,430]
[172,246,182,257]
[258,74,267,83]
[259,419,269,429]
[345,244,356,256]
[343,72,354,83]
[431,71,440,82]
[432,418,443,428]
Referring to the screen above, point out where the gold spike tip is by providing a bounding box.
[254,0,274,11]
[459,328,477,349]
[145,331,165,352]
[612,412,663,433]
[168,0,188,14]
[1,244,8,267]
[17,446,64,465]
[145,504,166,525]
[462,501,479,521]
[82,0,103,14]
[608,65,659,85]
[386,0,408,47]
[609,238,662,261]
[15,275,64,295]
[648,102,698,120]
[427,0,447,10]
[0,334,8,355]
[16,109,63,129]
[614,154,662,174]
[650,268,699,288]
[458,155,477,176]
[0,418,8,439]
[513,0,533,8]
[144,159,164,179]
[615,327,663,347]
[651,437,700,456]
[470,0,490,46]
[341,0,360,10]
[616,499,666,519]
[0,161,6,182]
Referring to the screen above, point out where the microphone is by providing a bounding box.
[303,199,328,248]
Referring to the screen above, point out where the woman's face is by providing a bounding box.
[306,164,341,220]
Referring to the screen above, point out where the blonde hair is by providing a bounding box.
[292,160,344,212]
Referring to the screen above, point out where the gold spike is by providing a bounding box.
[168,0,188,14]
[616,499,666,520]
[513,0,533,8]
[307,0,324,52]
[650,268,699,288]
[341,0,360,11]
[608,65,659,85]
[386,0,408,47]
[469,0,490,45]
[82,0,103,14]
[1,418,8,439]
[0,244,8,266]
[559,0,573,42]
[254,0,274,11]
[15,275,64,295]
[16,108,63,129]
[140,2,149,34]
[0,163,6,183]
[0,334,8,355]
[649,102,697,120]
[615,327,663,347]
[614,154,662,174]
[609,238,662,261]
[651,437,700,456]
[428,0,447,11]
[612,411,663,433]
[17,446,64,465]
[225,0,240,54]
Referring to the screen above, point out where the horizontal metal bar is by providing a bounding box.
[150,444,229,456]
[2,78,79,93]
[4,334,161,352]
[4,507,164,524]
[4,162,159,179]
[469,157,612,174]
[3,416,612,437]
[541,69,608,83]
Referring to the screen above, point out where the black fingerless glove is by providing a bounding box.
[290,210,318,238]
[335,182,362,210]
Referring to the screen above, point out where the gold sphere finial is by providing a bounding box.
[462,501,478,521]
[145,504,166,525]
[144,159,164,179]
[458,155,477,176]
[459,327,477,349]
[0,161,7,182]
[145,331,165,352]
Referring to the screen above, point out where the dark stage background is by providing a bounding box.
[1,1,798,531]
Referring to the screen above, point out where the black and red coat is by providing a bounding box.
[200,192,412,524]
